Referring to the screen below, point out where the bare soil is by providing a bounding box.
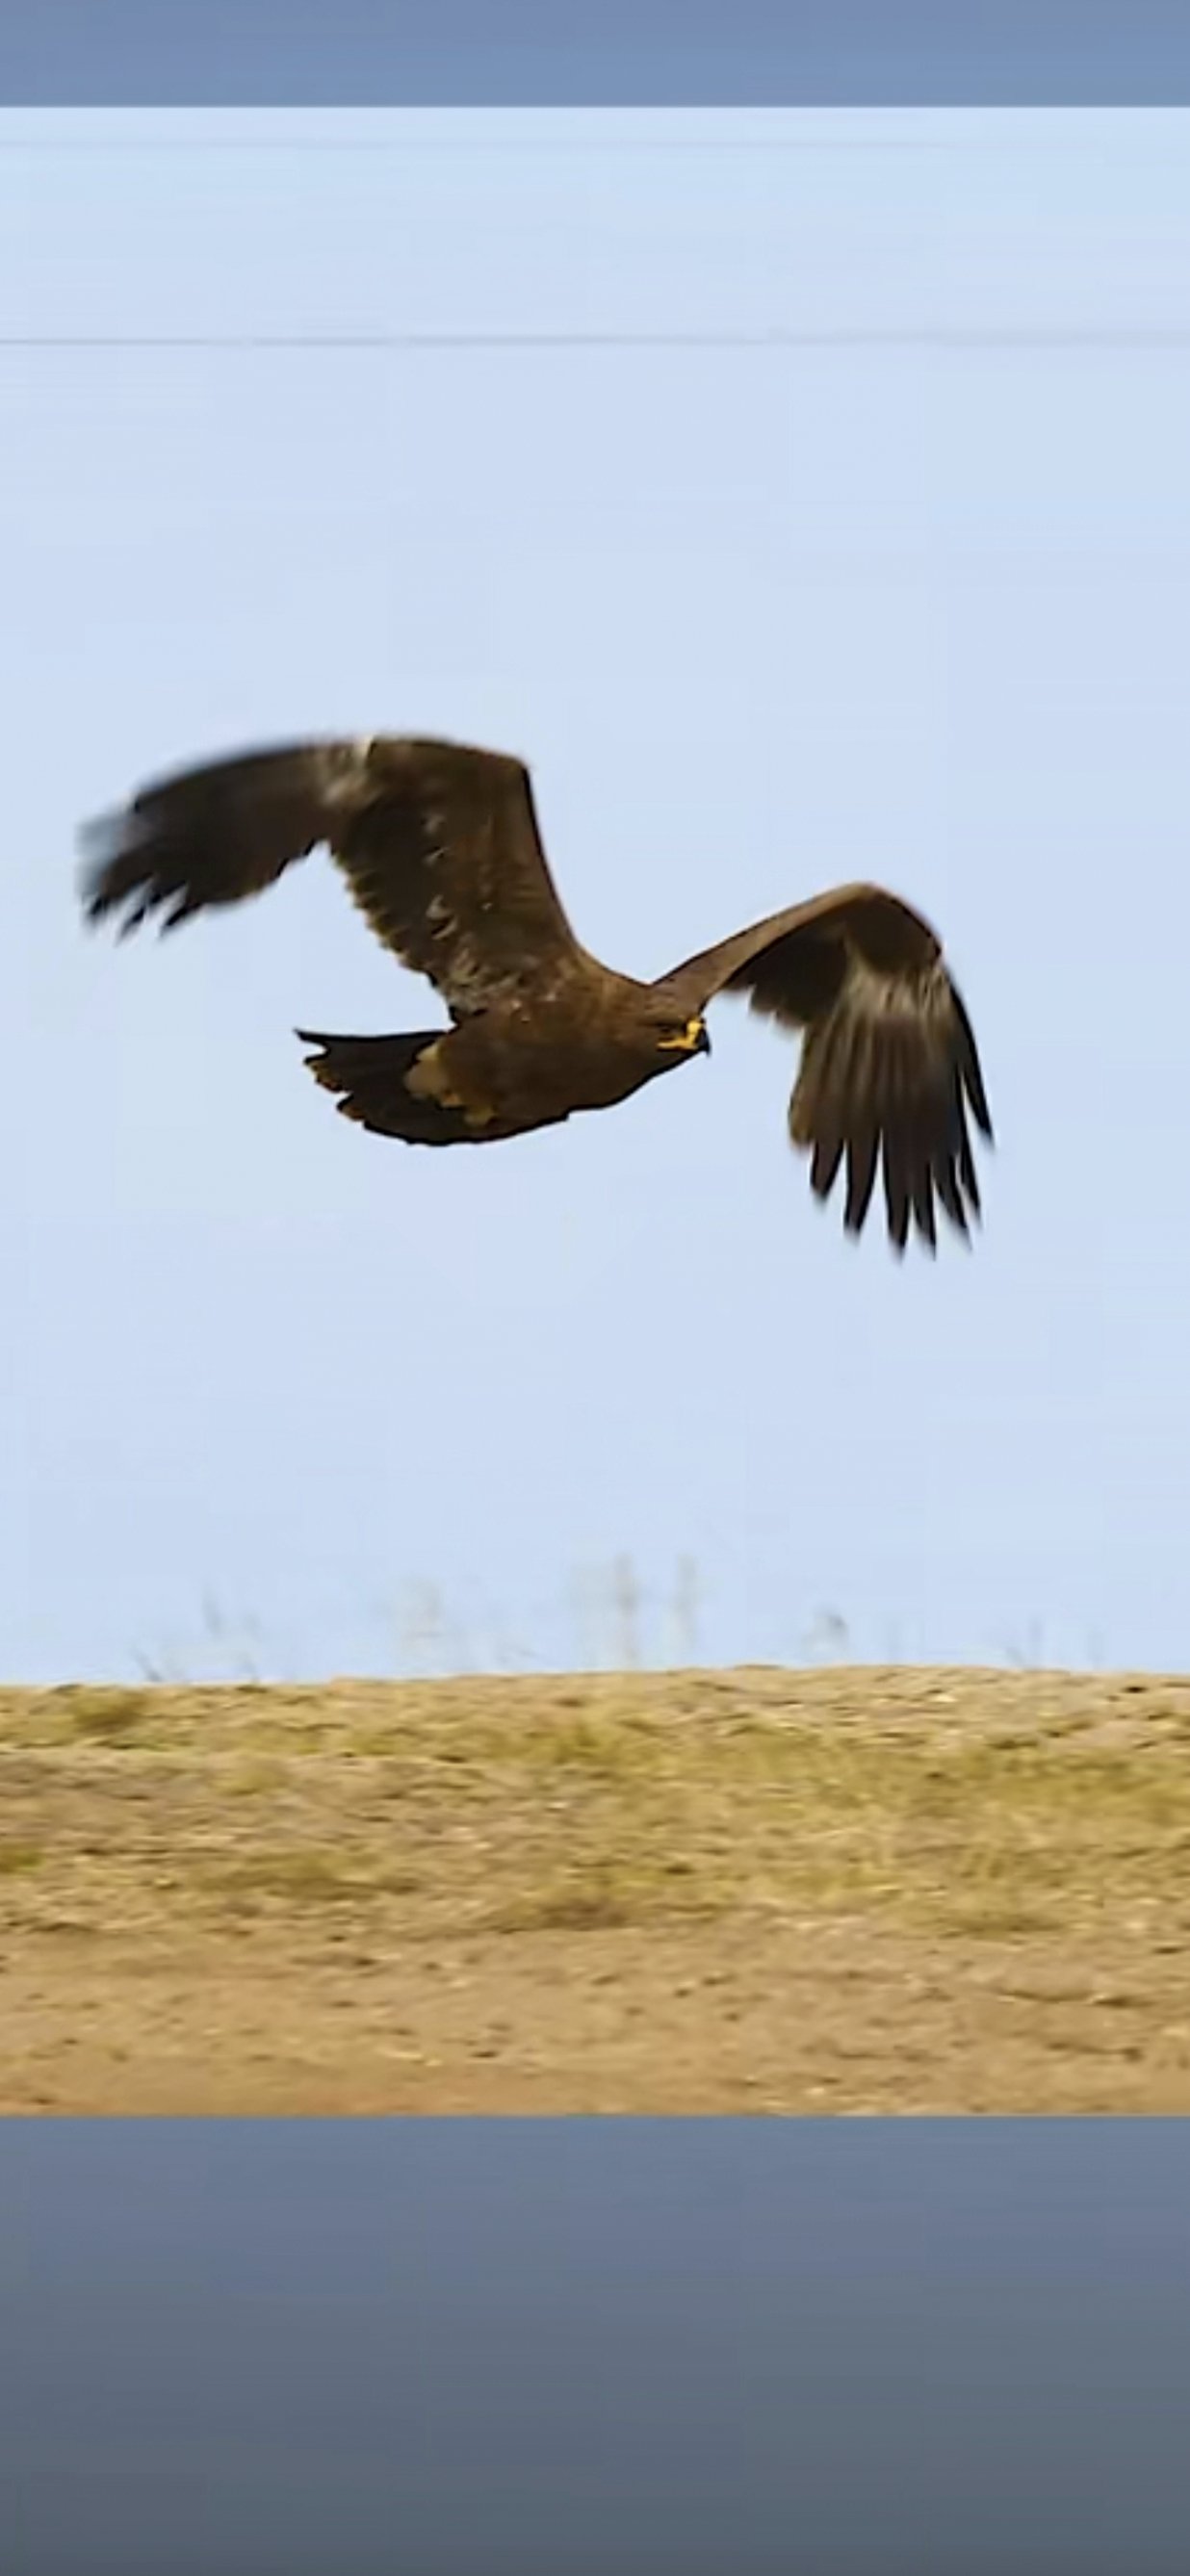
[3,1666,1190,2114]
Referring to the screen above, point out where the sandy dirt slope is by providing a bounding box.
[3,1665,1190,2113]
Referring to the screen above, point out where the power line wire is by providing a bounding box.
[0,134,963,156]
[0,325,1186,349]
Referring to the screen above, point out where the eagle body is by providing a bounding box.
[80,732,992,1251]
[388,971,704,1140]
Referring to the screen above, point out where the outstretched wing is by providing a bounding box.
[80,735,589,1017]
[657,884,993,1251]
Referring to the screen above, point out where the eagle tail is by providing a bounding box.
[295,1029,480,1146]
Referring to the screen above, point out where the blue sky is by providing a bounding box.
[6,110,1190,1683]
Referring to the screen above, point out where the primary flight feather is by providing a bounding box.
[80,733,993,1252]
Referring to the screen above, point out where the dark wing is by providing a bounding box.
[79,735,590,1018]
[657,884,992,1251]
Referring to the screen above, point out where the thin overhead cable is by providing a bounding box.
[0,324,1185,350]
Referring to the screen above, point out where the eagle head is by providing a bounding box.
[655,1015,711,1060]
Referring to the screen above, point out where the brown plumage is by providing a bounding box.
[80,733,993,1252]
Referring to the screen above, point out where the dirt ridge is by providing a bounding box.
[3,1664,1188,2113]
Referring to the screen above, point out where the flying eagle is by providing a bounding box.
[80,734,993,1251]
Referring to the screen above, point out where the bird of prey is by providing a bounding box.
[80,733,993,1251]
